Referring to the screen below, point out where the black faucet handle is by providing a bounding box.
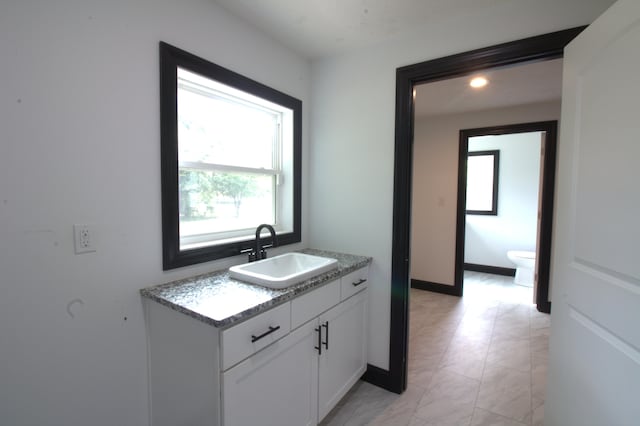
[240,247,257,262]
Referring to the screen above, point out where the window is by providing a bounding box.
[160,42,301,269]
[466,150,499,215]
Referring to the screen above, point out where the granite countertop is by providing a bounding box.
[140,249,372,329]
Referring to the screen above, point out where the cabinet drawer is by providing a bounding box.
[221,302,291,370]
[340,266,369,300]
[291,279,341,329]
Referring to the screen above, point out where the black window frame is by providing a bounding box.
[159,42,302,270]
[465,149,500,216]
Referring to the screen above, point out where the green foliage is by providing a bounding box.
[179,169,257,218]
[213,173,257,216]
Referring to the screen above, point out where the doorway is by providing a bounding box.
[408,59,562,306]
[456,121,558,311]
[383,27,585,394]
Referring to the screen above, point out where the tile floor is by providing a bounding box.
[320,271,550,426]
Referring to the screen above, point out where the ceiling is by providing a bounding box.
[212,0,516,59]
[212,1,616,61]
[414,58,564,117]
[210,1,603,117]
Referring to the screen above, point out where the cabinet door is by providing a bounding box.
[222,319,319,426]
[317,290,368,422]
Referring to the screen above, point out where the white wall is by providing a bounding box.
[466,132,542,268]
[309,1,612,371]
[0,1,310,425]
[411,102,560,287]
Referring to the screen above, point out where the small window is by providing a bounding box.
[160,42,301,269]
[466,150,499,215]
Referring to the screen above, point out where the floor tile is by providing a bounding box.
[413,370,479,425]
[486,337,531,372]
[323,272,548,425]
[469,408,528,426]
[321,381,396,426]
[531,356,548,401]
[367,386,427,426]
[530,335,549,360]
[476,363,532,422]
[407,353,441,390]
[530,397,545,426]
[439,344,487,380]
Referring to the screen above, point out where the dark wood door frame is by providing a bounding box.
[457,121,558,313]
[366,27,585,395]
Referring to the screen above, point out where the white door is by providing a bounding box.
[546,1,640,425]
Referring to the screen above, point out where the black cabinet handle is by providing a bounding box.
[322,321,329,349]
[352,278,367,287]
[314,326,322,355]
[251,325,280,343]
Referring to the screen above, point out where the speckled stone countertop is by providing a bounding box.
[140,249,372,329]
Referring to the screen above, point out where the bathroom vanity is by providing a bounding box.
[141,249,371,426]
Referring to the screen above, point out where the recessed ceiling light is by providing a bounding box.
[470,77,488,88]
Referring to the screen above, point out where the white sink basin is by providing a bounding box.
[229,253,338,289]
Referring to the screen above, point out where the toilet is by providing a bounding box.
[507,250,536,287]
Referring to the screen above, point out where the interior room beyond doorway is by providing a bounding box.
[410,59,562,309]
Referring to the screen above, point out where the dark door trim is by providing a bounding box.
[379,27,585,394]
[456,121,558,312]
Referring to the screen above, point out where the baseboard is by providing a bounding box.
[362,364,403,394]
[537,300,551,314]
[464,263,516,277]
[411,279,461,296]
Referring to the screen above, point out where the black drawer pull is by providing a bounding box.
[315,326,322,355]
[251,325,280,343]
[352,278,367,287]
[322,321,329,349]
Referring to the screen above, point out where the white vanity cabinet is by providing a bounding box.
[143,263,369,426]
[223,269,368,425]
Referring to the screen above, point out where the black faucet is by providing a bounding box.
[247,224,277,262]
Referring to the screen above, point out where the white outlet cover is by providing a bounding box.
[74,224,96,254]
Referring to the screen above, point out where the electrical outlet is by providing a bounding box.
[74,224,96,254]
